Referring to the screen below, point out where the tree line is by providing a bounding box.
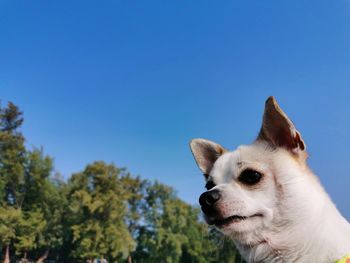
[0,101,243,263]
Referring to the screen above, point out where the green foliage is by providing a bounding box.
[132,181,240,263]
[66,162,135,261]
[22,149,65,258]
[0,101,26,208]
[0,101,244,262]
[0,102,66,260]
[15,209,46,254]
[0,206,21,246]
[0,102,27,254]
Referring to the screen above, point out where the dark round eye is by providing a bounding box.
[238,169,262,185]
[205,181,215,190]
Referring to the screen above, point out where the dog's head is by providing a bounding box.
[190,96,311,247]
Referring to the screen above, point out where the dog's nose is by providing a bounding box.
[199,189,221,207]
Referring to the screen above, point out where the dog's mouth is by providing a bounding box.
[210,213,263,227]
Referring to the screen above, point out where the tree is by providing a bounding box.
[0,102,26,262]
[14,209,46,259]
[20,149,65,261]
[0,102,65,262]
[0,206,21,261]
[0,101,244,262]
[132,180,241,263]
[65,161,135,262]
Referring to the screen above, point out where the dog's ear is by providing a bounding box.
[257,96,306,153]
[189,139,227,178]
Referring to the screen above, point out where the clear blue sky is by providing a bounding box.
[1,1,350,219]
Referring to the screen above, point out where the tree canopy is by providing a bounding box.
[0,101,243,263]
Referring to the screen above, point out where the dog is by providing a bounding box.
[189,96,350,263]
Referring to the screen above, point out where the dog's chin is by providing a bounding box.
[205,213,264,233]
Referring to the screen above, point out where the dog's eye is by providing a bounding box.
[205,181,215,190]
[238,169,262,185]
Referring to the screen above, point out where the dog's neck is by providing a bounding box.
[236,167,350,263]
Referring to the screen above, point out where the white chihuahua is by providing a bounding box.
[190,97,350,263]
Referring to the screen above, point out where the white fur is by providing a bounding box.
[209,141,350,263]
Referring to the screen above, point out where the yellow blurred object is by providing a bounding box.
[336,254,350,263]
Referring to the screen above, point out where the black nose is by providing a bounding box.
[199,189,221,207]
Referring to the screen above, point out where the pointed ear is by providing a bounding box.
[189,139,227,178]
[257,96,306,152]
